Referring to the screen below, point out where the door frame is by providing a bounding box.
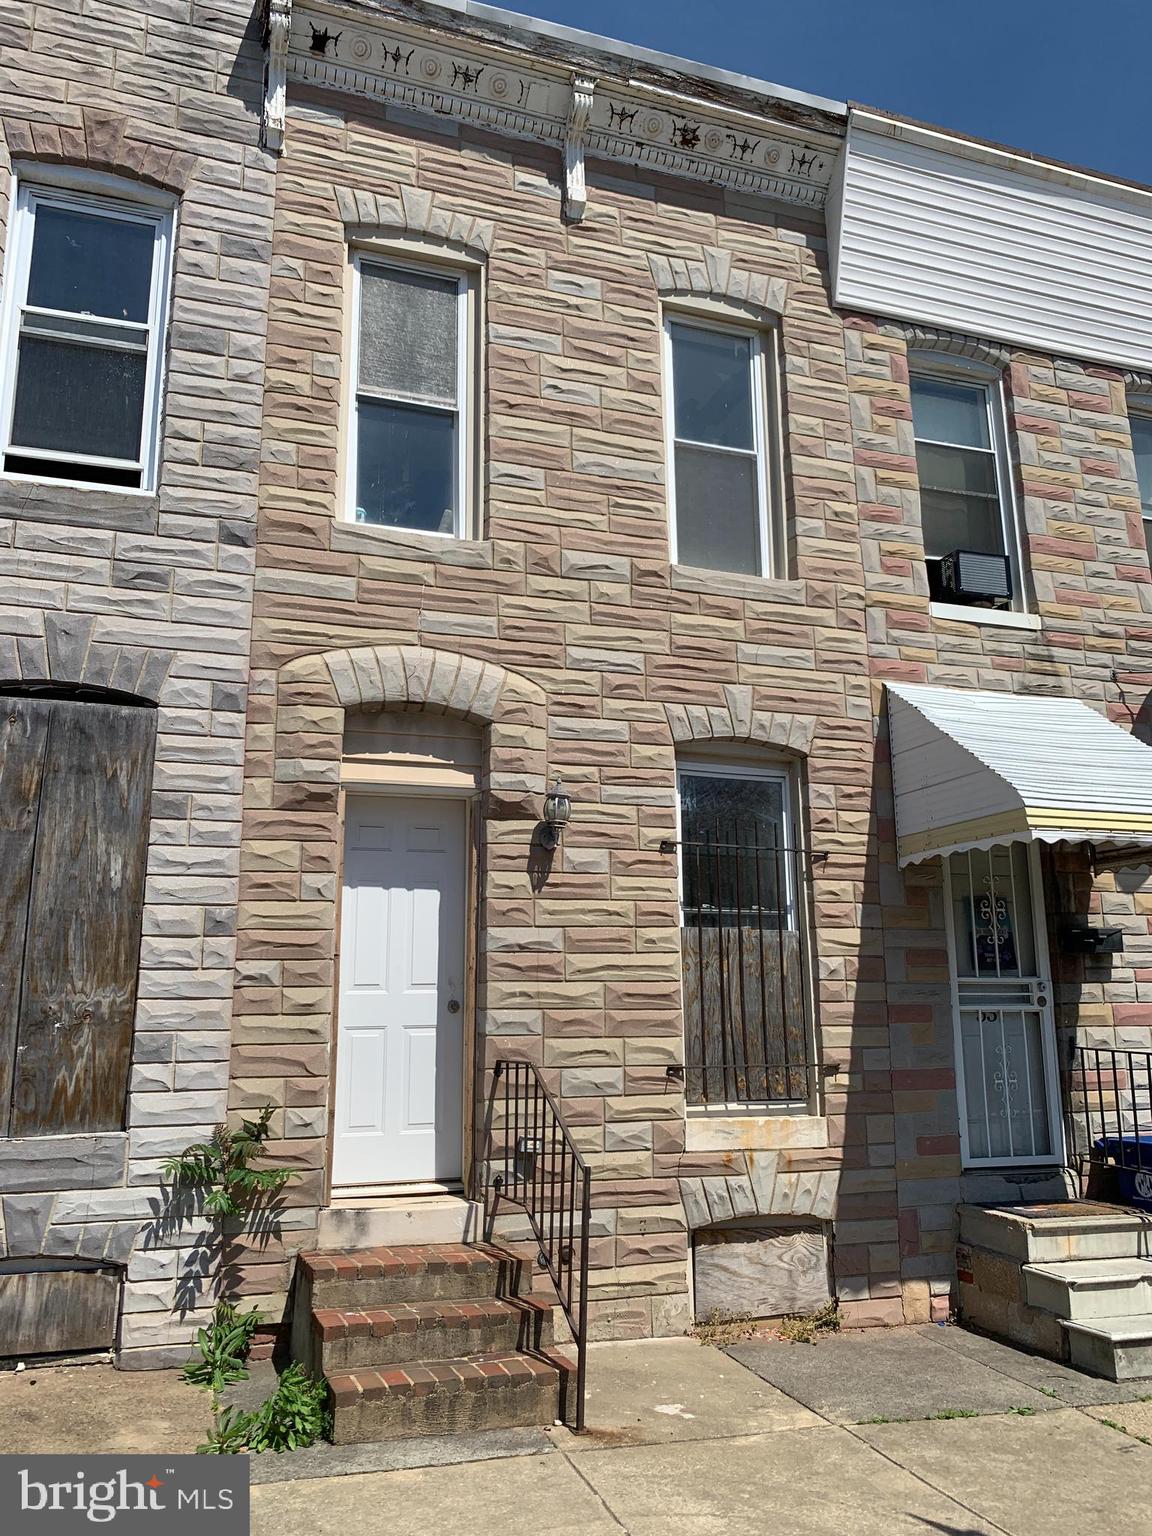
[942,841,1065,1169]
[327,780,481,1202]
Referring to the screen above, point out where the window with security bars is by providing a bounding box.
[0,183,174,489]
[677,767,811,1107]
[349,256,472,534]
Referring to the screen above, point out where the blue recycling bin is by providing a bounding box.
[1094,1135,1152,1210]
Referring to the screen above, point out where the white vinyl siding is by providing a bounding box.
[0,182,174,491]
[347,254,471,536]
[831,113,1152,372]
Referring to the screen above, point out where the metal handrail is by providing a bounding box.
[1068,1045,1152,1186]
[485,1058,592,1432]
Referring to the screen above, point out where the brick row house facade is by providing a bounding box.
[5,0,1152,1375]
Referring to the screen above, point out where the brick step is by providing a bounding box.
[312,1295,555,1372]
[298,1242,520,1311]
[327,1350,570,1444]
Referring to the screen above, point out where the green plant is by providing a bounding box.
[196,1365,331,1456]
[163,1106,294,1216]
[183,1300,264,1396]
[930,1408,978,1420]
[1008,1406,1036,1416]
[1037,1387,1058,1399]
[246,1364,332,1453]
[777,1301,841,1345]
[689,1308,758,1348]
[198,1406,255,1455]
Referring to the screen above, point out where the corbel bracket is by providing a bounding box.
[262,0,292,155]
[563,75,597,223]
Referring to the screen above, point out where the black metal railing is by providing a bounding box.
[485,1059,592,1432]
[673,834,818,1106]
[1068,1045,1152,1192]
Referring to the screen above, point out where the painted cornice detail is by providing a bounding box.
[263,0,292,154]
[287,3,838,209]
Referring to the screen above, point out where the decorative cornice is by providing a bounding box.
[286,3,838,210]
[335,184,494,256]
[648,248,788,319]
[263,0,292,155]
[563,75,595,224]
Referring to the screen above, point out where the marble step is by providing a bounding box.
[1062,1316,1152,1381]
[1023,1259,1152,1320]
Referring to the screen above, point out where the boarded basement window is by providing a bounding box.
[0,691,156,1136]
[693,1220,832,1321]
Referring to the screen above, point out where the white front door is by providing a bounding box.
[333,794,466,1188]
[944,843,1063,1166]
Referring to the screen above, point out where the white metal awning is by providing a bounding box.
[886,682,1152,867]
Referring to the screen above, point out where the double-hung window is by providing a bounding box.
[1129,411,1152,567]
[349,255,472,535]
[910,365,1020,609]
[665,317,775,577]
[0,182,174,490]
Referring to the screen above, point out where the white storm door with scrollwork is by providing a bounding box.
[944,844,1062,1166]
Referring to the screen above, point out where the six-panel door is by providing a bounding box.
[333,794,466,1188]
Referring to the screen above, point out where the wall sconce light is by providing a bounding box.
[540,776,572,850]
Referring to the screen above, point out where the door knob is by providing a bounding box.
[447,999,461,1013]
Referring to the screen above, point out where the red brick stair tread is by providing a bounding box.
[300,1242,509,1280]
[327,1349,567,1405]
[313,1295,546,1340]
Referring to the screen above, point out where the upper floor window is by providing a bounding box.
[348,254,474,535]
[665,316,776,578]
[0,182,174,490]
[1130,411,1152,566]
[910,365,1020,610]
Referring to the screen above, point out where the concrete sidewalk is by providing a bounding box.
[2,1327,1150,1533]
[249,1330,1152,1535]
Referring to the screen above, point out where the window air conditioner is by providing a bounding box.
[938,549,1012,607]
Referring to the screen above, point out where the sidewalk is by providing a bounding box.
[2,1326,1150,1534]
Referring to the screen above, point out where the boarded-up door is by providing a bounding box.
[0,692,156,1136]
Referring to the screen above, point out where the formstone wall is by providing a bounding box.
[0,0,275,1364]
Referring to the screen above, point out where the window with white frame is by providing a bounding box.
[1129,410,1152,567]
[676,761,812,1108]
[0,181,174,490]
[665,316,775,577]
[910,364,1021,609]
[349,255,472,534]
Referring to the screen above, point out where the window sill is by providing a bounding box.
[929,601,1041,631]
[331,518,493,568]
[685,1112,826,1152]
[671,563,803,602]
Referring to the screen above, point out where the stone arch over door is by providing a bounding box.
[275,642,548,814]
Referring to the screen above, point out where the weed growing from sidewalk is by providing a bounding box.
[1008,1406,1036,1415]
[690,1308,758,1348]
[163,1107,295,1216]
[183,1299,264,1398]
[930,1408,979,1419]
[1037,1387,1059,1398]
[198,1365,331,1455]
[777,1301,841,1345]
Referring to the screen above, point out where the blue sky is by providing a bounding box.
[496,0,1152,185]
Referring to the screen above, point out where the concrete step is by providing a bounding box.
[959,1202,1152,1264]
[311,1295,555,1373]
[317,1196,482,1250]
[297,1242,521,1312]
[1023,1259,1152,1320]
[1062,1316,1152,1381]
[326,1350,570,1444]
